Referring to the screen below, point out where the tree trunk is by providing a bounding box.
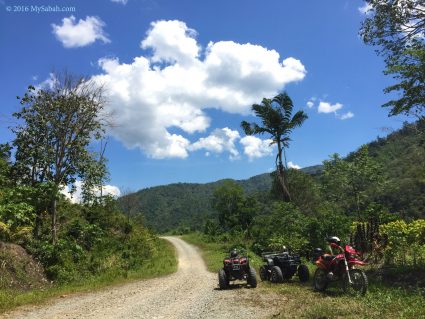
[277,141,291,202]
[51,196,57,244]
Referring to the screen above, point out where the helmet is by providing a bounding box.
[281,245,288,253]
[327,236,341,245]
[230,249,238,258]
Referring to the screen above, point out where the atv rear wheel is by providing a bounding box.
[259,266,269,281]
[313,268,328,291]
[270,266,283,283]
[247,266,257,288]
[218,269,228,290]
[297,264,310,282]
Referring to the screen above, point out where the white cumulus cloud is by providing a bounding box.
[318,101,343,114]
[141,20,200,65]
[240,136,274,161]
[111,0,128,4]
[61,181,121,204]
[340,111,354,120]
[288,161,301,169]
[91,20,307,159]
[189,127,240,160]
[52,16,110,48]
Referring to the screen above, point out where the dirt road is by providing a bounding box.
[3,236,279,319]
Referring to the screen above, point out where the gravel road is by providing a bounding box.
[3,236,280,319]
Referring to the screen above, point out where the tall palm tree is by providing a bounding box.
[241,92,308,201]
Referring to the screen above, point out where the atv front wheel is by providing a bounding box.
[297,264,310,282]
[271,266,283,283]
[218,269,228,290]
[259,266,269,281]
[247,266,257,288]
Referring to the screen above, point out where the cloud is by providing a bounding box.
[318,101,343,114]
[240,136,274,161]
[60,181,121,204]
[111,0,128,4]
[358,3,373,15]
[189,127,240,159]
[91,20,306,159]
[52,16,110,48]
[141,20,200,66]
[288,161,301,169]
[340,111,354,120]
[34,73,58,91]
[306,96,316,108]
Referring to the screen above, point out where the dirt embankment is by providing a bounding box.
[3,236,280,319]
[0,242,48,291]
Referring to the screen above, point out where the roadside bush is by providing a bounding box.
[380,219,425,266]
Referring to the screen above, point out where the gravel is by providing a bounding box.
[3,236,280,319]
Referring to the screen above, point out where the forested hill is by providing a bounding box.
[348,120,425,219]
[119,120,424,233]
[119,165,322,232]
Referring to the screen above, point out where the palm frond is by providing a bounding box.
[241,121,253,135]
[289,110,308,129]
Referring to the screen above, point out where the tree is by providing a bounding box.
[241,92,308,201]
[0,144,12,188]
[360,0,425,119]
[12,73,109,243]
[321,145,386,219]
[383,47,425,118]
[212,180,258,235]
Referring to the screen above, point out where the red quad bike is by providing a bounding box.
[218,249,257,289]
[312,236,368,296]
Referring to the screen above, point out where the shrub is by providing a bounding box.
[380,219,425,266]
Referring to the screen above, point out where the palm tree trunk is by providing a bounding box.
[277,141,291,201]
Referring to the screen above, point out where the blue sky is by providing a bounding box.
[0,0,411,195]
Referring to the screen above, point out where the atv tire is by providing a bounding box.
[271,266,284,283]
[259,266,269,281]
[218,269,228,290]
[297,264,310,282]
[313,268,328,292]
[247,266,257,288]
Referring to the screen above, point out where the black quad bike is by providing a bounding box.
[259,250,310,283]
[218,254,257,289]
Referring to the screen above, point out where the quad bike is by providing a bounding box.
[312,236,368,296]
[218,249,257,289]
[259,248,309,283]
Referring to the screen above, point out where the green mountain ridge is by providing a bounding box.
[118,165,323,232]
[119,120,424,232]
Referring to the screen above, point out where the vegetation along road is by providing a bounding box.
[2,237,279,319]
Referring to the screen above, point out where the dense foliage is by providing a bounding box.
[13,75,109,243]
[0,148,163,284]
[360,0,425,119]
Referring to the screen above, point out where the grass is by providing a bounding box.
[182,233,425,319]
[0,238,177,313]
